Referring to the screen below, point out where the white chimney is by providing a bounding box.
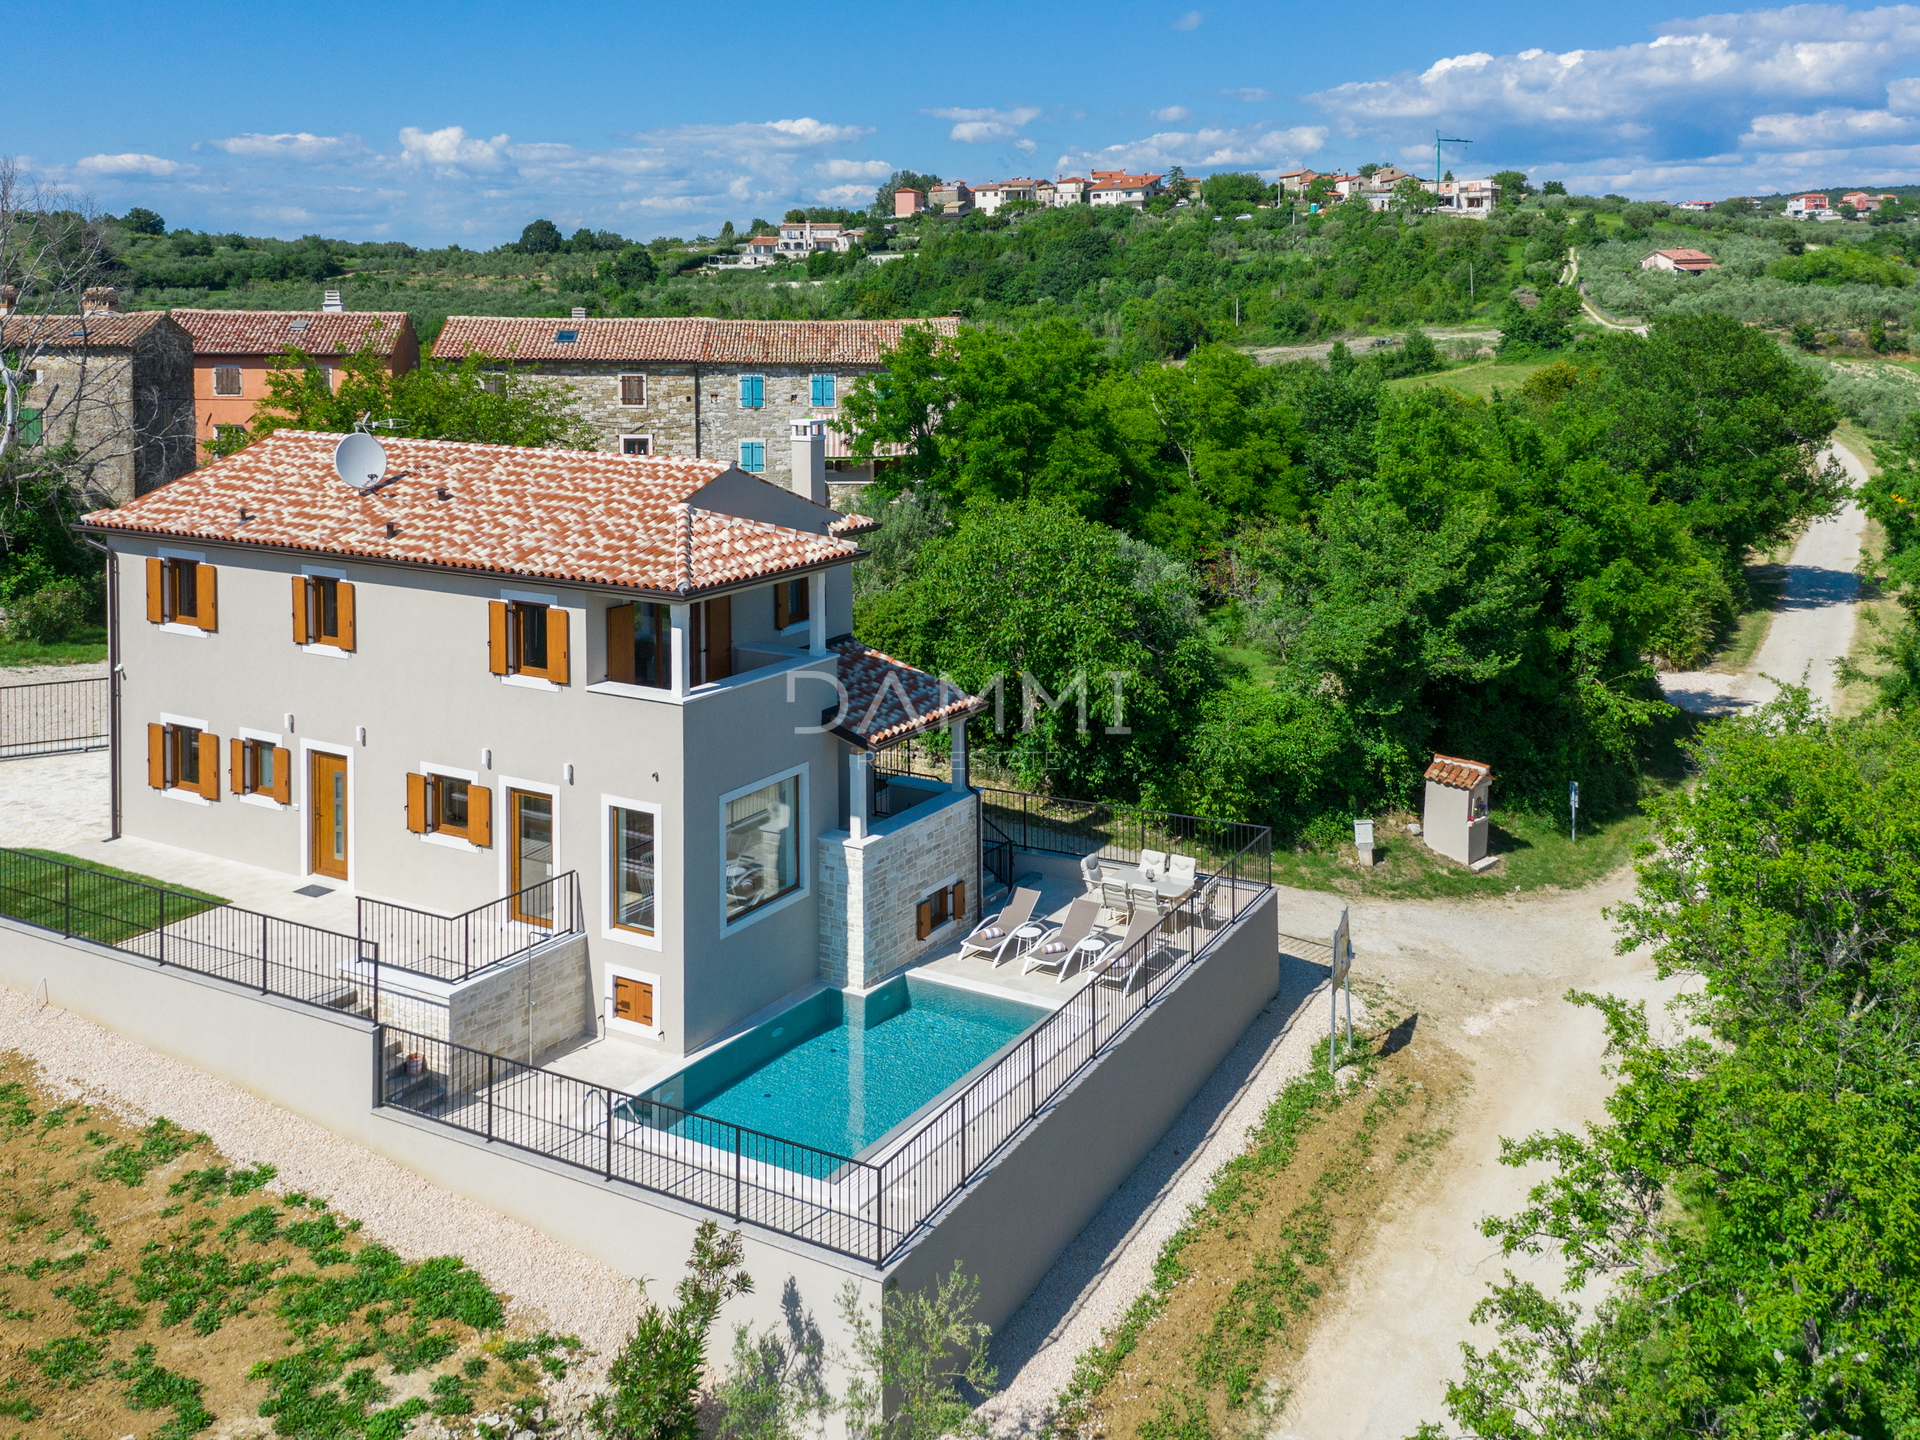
[321,290,344,313]
[789,419,828,506]
[571,307,587,320]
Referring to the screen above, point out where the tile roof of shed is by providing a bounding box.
[171,309,414,357]
[0,310,176,349]
[828,638,987,749]
[1424,754,1493,789]
[430,316,960,366]
[78,430,860,595]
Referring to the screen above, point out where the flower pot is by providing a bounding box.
[403,1053,426,1077]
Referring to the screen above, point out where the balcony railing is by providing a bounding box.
[356,873,583,983]
[0,677,109,759]
[378,841,1272,1264]
[976,788,1272,882]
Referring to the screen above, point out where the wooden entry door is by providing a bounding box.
[310,752,349,880]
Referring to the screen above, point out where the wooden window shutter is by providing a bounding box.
[405,772,428,833]
[635,979,654,1026]
[291,576,310,644]
[605,604,635,684]
[614,976,655,1026]
[147,723,166,788]
[916,897,934,941]
[271,748,292,805]
[230,737,244,794]
[546,608,569,685]
[950,880,966,923]
[337,581,356,651]
[194,566,218,631]
[146,558,165,623]
[774,583,790,630]
[488,601,510,675]
[468,785,493,847]
[198,733,221,799]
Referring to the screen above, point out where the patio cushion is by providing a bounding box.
[1041,941,1068,954]
[971,926,1003,940]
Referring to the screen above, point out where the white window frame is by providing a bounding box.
[299,564,352,659]
[156,546,210,638]
[601,794,665,952]
[211,365,243,397]
[418,760,483,852]
[497,774,561,903]
[617,373,647,407]
[738,439,767,474]
[158,709,212,806]
[236,724,287,810]
[299,739,355,885]
[916,871,964,942]
[605,961,665,1040]
[499,586,569,692]
[719,763,808,933]
[618,434,653,457]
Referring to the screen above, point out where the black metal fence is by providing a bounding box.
[378,856,1271,1264]
[357,873,582,982]
[978,788,1272,882]
[0,847,379,1014]
[0,676,109,759]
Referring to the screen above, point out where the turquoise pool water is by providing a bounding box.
[640,976,1048,1158]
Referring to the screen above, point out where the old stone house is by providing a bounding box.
[1,287,195,504]
[429,316,959,497]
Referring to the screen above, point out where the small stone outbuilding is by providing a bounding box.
[1422,754,1493,867]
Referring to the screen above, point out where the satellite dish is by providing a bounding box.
[332,431,388,491]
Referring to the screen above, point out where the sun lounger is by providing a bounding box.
[959,886,1042,965]
[1023,897,1101,980]
[1086,911,1163,995]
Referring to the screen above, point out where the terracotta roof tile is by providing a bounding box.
[829,638,987,749]
[79,430,859,595]
[828,513,880,537]
[1424,754,1492,789]
[171,309,414,357]
[430,316,959,366]
[0,310,175,349]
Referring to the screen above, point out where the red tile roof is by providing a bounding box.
[171,309,414,358]
[828,638,987,749]
[0,310,177,349]
[78,430,860,596]
[827,513,880,537]
[1424,754,1492,789]
[431,316,960,366]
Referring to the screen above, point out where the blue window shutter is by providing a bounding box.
[741,375,762,408]
[742,441,765,472]
[811,374,835,407]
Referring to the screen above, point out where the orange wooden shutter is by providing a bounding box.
[488,601,510,675]
[468,785,493,847]
[916,897,934,940]
[547,608,569,685]
[271,748,292,805]
[291,575,310,644]
[405,772,428,833]
[337,581,356,651]
[146,558,165,623]
[230,737,244,794]
[198,733,221,799]
[605,604,635,684]
[147,723,166,788]
[194,565,218,631]
[950,880,966,923]
[615,977,654,1026]
[634,980,653,1026]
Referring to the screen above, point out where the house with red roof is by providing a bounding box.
[1640,248,1722,274]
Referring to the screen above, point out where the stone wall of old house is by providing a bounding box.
[516,363,700,458]
[26,327,195,505]
[447,933,594,1064]
[131,322,197,493]
[818,788,979,990]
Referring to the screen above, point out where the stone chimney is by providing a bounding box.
[789,419,827,506]
[0,285,15,317]
[82,287,119,315]
[321,290,344,313]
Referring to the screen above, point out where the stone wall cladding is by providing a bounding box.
[373,988,448,1039]
[818,792,980,990]
[448,934,593,1062]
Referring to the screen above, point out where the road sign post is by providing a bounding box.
[1330,908,1354,1073]
[1569,780,1580,843]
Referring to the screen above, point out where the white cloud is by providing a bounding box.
[927,105,1043,144]
[75,153,190,177]
[1172,10,1204,29]
[1058,124,1328,175]
[1151,106,1193,123]
[815,158,893,180]
[398,125,512,172]
[812,183,876,204]
[209,132,366,162]
[1741,105,1918,146]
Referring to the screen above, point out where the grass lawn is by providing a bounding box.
[0,630,108,668]
[1389,359,1551,400]
[1216,644,1283,688]
[0,849,227,945]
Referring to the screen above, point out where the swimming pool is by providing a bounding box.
[639,975,1049,1158]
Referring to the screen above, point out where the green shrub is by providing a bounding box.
[4,580,90,643]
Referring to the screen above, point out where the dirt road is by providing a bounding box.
[1244,328,1496,366]
[1659,440,1870,716]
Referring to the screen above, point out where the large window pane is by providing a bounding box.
[613,807,656,934]
[724,776,798,921]
[632,602,670,689]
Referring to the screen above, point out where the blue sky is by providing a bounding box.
[18,1,1920,244]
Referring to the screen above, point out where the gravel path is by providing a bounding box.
[1660,440,1869,717]
[0,988,642,1377]
[0,659,109,686]
[981,956,1353,1436]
